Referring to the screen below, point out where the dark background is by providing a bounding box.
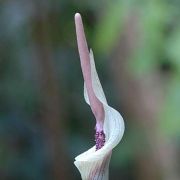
[0,0,180,179]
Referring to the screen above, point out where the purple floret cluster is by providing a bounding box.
[95,131,105,151]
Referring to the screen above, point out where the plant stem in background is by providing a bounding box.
[31,1,70,179]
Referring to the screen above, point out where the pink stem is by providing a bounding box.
[74,13,105,132]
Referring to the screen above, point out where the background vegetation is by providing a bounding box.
[0,0,180,179]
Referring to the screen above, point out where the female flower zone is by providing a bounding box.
[74,13,125,180]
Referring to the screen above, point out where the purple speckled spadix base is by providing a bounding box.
[95,130,105,151]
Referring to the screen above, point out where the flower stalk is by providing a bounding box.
[74,13,125,180]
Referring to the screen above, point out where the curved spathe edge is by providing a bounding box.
[74,104,124,162]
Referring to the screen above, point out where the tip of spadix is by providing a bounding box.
[75,13,81,19]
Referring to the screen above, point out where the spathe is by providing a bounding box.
[74,50,125,180]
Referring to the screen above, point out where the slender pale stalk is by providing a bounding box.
[75,13,104,132]
[74,13,125,180]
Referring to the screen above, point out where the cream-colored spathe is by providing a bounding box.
[74,50,125,180]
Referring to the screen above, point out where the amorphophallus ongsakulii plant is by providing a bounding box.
[74,13,125,180]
